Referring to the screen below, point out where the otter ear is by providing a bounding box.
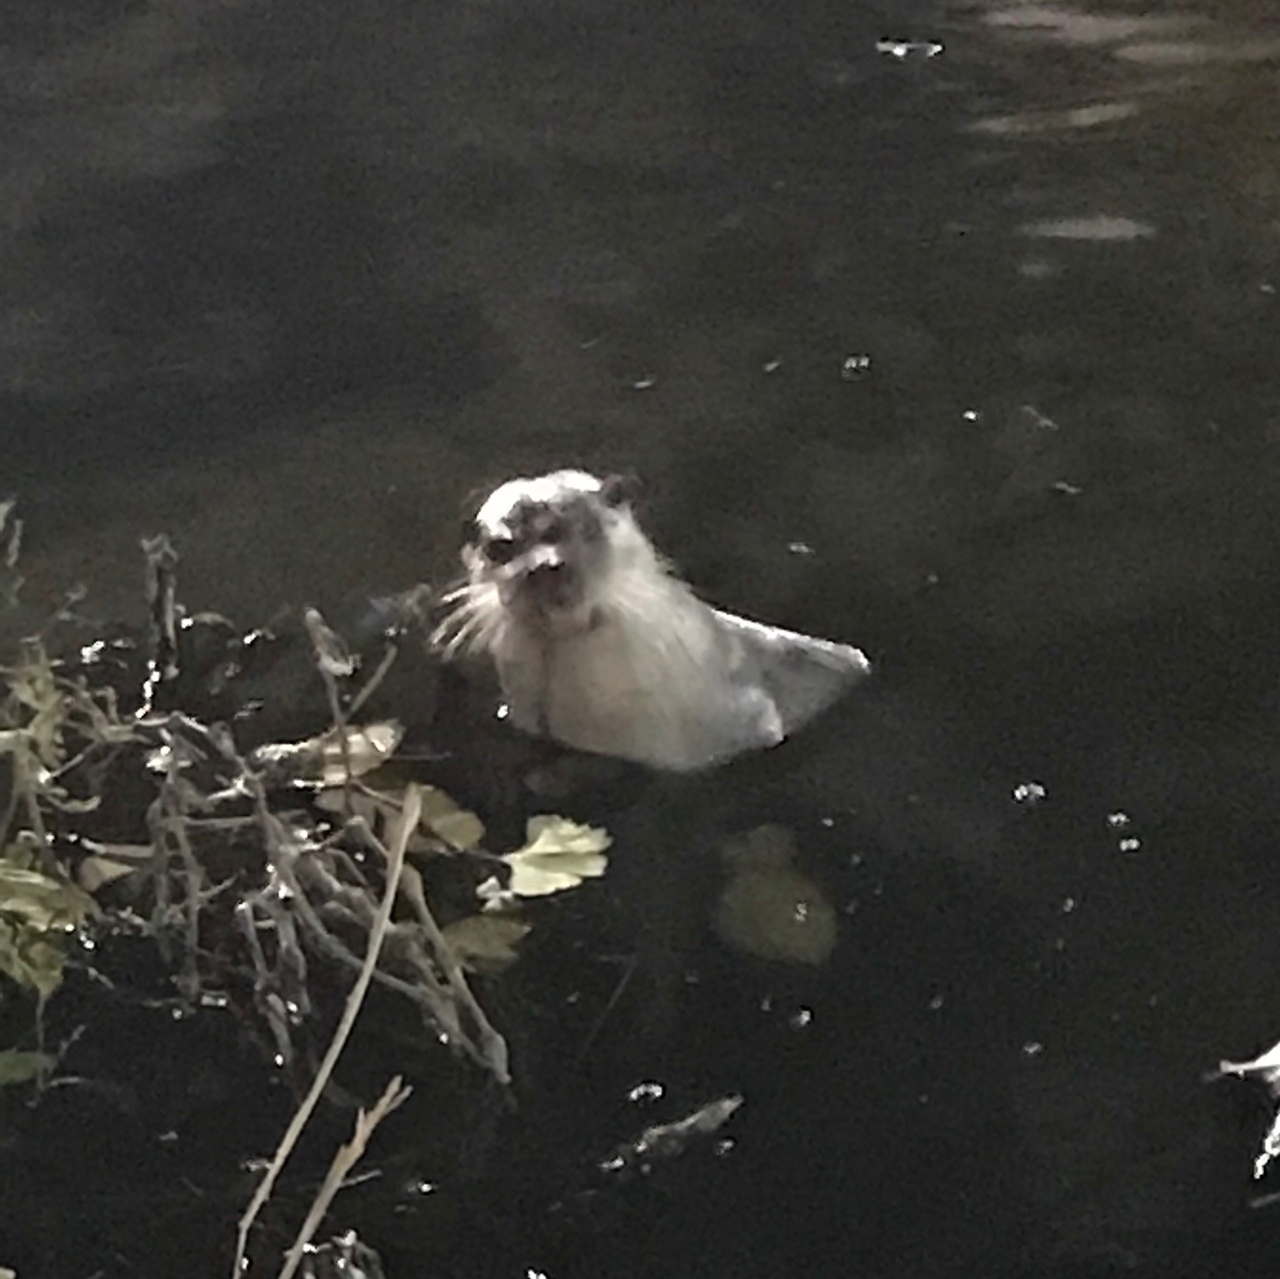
[599,472,642,509]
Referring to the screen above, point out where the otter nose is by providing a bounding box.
[524,545,566,577]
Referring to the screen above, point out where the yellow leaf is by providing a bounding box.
[441,914,532,972]
[486,816,611,900]
[418,787,485,850]
[0,1049,55,1087]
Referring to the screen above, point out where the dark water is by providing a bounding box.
[6,0,1280,1274]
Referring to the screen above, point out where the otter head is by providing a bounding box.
[462,470,642,633]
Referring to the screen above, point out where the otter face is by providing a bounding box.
[463,470,636,628]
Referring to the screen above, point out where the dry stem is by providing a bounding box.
[276,1074,412,1279]
[231,785,422,1279]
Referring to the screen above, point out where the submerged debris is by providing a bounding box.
[601,1094,745,1174]
[713,824,838,966]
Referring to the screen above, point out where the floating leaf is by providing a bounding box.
[417,787,485,851]
[0,861,97,932]
[441,914,532,972]
[251,721,404,788]
[481,816,611,902]
[0,918,67,997]
[0,1049,55,1088]
[315,786,391,828]
[78,851,149,894]
[0,851,96,997]
[316,723,403,786]
[714,824,838,966]
[315,781,485,853]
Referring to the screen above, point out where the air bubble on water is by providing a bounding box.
[1012,781,1047,806]
[714,1137,736,1157]
[1022,1041,1045,1057]
[632,376,656,390]
[1106,811,1131,829]
[928,994,944,1011]
[1119,836,1141,854]
[962,409,981,422]
[763,358,783,373]
[1061,896,1076,913]
[841,354,872,381]
[789,1007,814,1030]
[628,1081,665,1103]
[787,541,815,556]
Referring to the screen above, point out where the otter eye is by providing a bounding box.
[483,536,517,565]
[599,473,641,509]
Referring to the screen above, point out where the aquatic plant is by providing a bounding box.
[0,511,616,1274]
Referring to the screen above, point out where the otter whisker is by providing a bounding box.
[431,583,505,660]
[439,582,476,605]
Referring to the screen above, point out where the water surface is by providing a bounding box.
[5,0,1280,1274]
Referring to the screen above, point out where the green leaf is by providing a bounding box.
[0,1049,55,1087]
[440,914,532,972]
[0,918,67,997]
[0,861,97,931]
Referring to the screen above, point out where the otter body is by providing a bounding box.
[435,470,869,772]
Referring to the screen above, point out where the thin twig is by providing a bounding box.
[398,862,511,1085]
[346,644,399,719]
[276,1075,412,1279]
[231,785,422,1279]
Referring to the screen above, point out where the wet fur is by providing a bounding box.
[434,470,867,771]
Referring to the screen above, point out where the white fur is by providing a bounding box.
[435,471,870,771]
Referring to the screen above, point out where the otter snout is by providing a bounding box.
[500,549,585,618]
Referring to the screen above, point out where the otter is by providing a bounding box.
[433,469,870,772]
